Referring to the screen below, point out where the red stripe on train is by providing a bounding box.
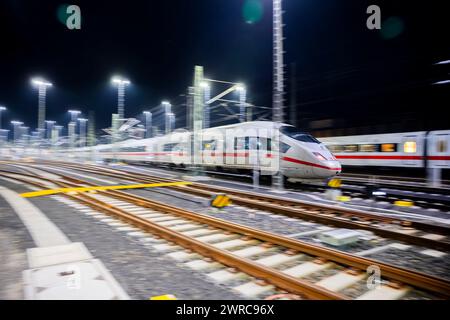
[283,156,341,171]
[335,155,423,160]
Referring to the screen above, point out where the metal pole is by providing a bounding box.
[272,0,285,191]
[202,83,211,129]
[37,85,47,130]
[0,107,4,130]
[193,66,204,174]
[68,122,76,149]
[239,87,247,123]
[144,112,152,138]
[117,82,125,119]
[46,121,55,140]
[79,120,87,147]
[187,86,195,130]
[163,102,172,134]
[168,113,175,133]
[112,114,119,162]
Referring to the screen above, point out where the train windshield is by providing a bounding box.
[280,126,321,144]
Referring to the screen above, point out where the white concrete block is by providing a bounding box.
[207,270,247,283]
[195,233,238,243]
[356,285,409,300]
[23,259,129,300]
[233,282,274,297]
[27,243,93,269]
[316,271,365,292]
[282,261,332,278]
[254,253,301,268]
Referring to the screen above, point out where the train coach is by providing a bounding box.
[318,130,450,175]
[64,121,341,181]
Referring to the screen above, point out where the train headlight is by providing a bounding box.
[313,152,327,161]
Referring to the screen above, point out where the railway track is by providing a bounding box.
[21,160,450,251]
[0,166,449,299]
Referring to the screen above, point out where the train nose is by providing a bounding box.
[314,160,341,177]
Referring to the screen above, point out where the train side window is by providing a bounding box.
[359,144,380,152]
[265,138,272,151]
[202,140,216,151]
[381,143,397,152]
[344,145,358,152]
[244,137,250,150]
[280,142,291,153]
[437,140,447,153]
[163,143,178,151]
[403,141,417,153]
[328,145,344,153]
[234,137,245,150]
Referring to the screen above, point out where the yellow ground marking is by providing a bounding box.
[394,200,414,207]
[20,181,192,198]
[328,178,342,188]
[149,294,177,300]
[337,196,351,202]
[211,194,231,208]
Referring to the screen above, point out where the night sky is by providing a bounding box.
[0,0,448,136]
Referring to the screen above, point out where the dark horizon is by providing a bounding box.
[0,0,448,136]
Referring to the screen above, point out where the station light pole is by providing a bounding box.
[31,78,52,132]
[200,82,211,129]
[162,101,172,134]
[272,0,285,192]
[236,84,247,123]
[78,118,88,147]
[0,106,6,130]
[0,129,9,144]
[11,121,23,143]
[45,120,56,140]
[143,111,152,138]
[167,112,175,133]
[68,109,81,123]
[111,76,130,119]
[68,110,81,150]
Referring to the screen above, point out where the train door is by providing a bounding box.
[431,133,450,167]
[401,134,420,166]
[234,136,249,167]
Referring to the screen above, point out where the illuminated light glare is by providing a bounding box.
[111,76,130,85]
[200,82,210,89]
[380,17,405,40]
[242,0,264,24]
[313,152,327,161]
[236,83,246,92]
[433,80,450,85]
[31,78,52,87]
[404,141,417,153]
[372,191,387,196]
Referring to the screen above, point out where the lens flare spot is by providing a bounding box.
[242,0,264,24]
[56,4,70,25]
[380,17,405,39]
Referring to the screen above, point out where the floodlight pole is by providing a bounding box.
[272,0,285,191]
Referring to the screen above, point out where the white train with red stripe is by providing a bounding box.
[318,130,450,170]
[66,121,341,180]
